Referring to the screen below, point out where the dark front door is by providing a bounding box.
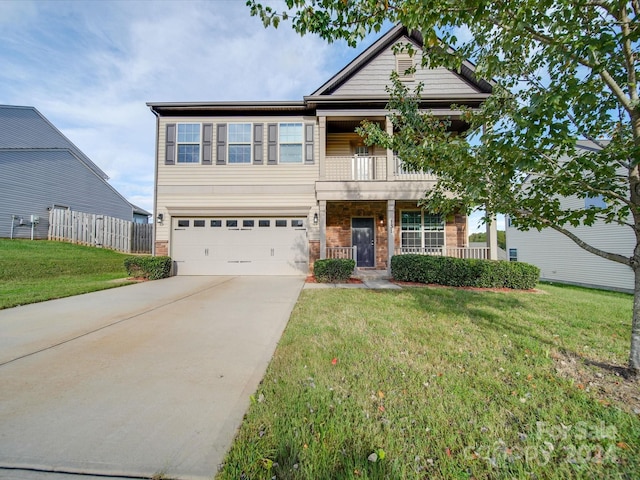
[352,218,375,267]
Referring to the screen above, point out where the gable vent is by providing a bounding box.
[396,53,415,81]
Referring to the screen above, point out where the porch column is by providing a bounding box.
[387,199,395,274]
[486,215,498,260]
[319,116,327,180]
[386,116,395,180]
[319,200,327,259]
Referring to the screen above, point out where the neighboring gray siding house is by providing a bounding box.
[0,105,150,239]
[506,141,633,293]
[148,25,494,275]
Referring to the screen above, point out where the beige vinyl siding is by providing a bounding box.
[506,193,634,293]
[156,116,319,243]
[333,37,481,96]
[326,133,378,156]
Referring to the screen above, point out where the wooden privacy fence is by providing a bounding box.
[48,209,153,254]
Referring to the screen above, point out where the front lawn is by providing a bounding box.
[0,239,132,309]
[218,284,639,479]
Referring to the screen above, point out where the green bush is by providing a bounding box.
[391,254,539,290]
[313,258,356,283]
[124,256,172,280]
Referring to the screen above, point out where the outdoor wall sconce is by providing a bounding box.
[379,214,385,226]
[313,212,319,225]
[156,213,164,224]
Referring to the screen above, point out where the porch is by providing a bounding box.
[316,200,477,271]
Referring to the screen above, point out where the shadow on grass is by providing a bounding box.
[400,285,636,379]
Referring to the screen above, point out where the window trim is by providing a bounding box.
[278,122,304,164]
[227,123,253,164]
[176,123,202,164]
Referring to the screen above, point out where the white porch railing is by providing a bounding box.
[326,246,357,260]
[396,246,489,260]
[323,156,436,181]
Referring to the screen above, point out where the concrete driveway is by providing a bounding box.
[0,276,304,480]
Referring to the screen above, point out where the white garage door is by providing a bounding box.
[171,217,309,275]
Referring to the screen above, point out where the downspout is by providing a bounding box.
[149,106,160,256]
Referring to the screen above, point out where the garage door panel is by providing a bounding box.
[171,217,309,275]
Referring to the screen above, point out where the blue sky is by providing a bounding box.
[0,0,493,232]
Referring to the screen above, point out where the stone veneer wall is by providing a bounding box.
[309,240,320,270]
[155,240,168,256]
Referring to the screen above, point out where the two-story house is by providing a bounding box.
[148,25,493,276]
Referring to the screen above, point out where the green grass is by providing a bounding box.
[0,239,133,309]
[217,285,639,479]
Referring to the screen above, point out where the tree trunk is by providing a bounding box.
[631,262,640,374]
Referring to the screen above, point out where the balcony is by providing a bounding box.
[323,156,437,182]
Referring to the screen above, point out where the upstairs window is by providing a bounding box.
[177,123,201,163]
[279,123,303,163]
[228,123,252,164]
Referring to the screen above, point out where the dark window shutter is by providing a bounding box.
[216,123,227,165]
[253,123,264,165]
[305,123,314,164]
[267,123,278,165]
[165,123,176,165]
[202,123,213,165]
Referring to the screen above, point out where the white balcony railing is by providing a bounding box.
[323,156,436,181]
[396,247,489,260]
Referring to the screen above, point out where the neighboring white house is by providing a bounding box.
[506,141,634,293]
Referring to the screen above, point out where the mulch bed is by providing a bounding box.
[391,280,543,293]
[305,275,363,284]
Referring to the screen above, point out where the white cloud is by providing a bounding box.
[0,0,354,214]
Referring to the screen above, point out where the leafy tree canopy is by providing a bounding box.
[248,0,640,371]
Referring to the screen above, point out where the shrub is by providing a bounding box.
[313,258,356,283]
[391,254,539,290]
[124,256,172,280]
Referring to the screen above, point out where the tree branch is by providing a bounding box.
[515,210,633,266]
[509,19,635,114]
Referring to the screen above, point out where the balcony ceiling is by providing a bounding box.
[327,120,384,134]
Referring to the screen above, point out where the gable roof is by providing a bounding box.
[0,105,109,180]
[309,24,492,100]
[148,25,493,116]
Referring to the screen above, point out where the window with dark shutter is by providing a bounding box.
[267,123,278,164]
[202,123,213,165]
[216,123,227,164]
[165,124,176,165]
[253,123,264,165]
[305,124,314,164]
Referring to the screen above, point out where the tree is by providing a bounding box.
[248,0,640,374]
